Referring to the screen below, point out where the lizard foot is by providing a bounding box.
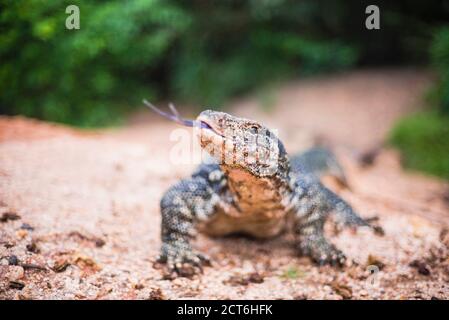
[157,244,211,278]
[299,238,346,267]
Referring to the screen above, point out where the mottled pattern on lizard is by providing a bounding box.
[157,109,381,276]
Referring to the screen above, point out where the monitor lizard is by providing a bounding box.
[145,102,383,277]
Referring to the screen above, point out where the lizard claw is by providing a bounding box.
[317,249,347,267]
[299,238,347,267]
[159,244,211,278]
[314,249,346,267]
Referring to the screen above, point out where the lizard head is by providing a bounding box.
[142,101,289,178]
[197,110,288,177]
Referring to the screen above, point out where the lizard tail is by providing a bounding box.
[290,147,349,188]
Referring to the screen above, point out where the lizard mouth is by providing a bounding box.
[197,118,224,138]
[199,120,213,130]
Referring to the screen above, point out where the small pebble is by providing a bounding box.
[9,281,25,290]
[20,223,34,231]
[409,260,431,276]
[8,255,19,266]
[0,212,20,222]
[26,242,40,253]
[16,229,28,239]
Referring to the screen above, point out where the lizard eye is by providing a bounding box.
[249,126,258,134]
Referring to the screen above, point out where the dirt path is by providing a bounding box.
[1,69,448,300]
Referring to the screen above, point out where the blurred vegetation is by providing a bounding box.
[430,26,449,115]
[1,0,448,127]
[390,26,449,180]
[0,0,191,126]
[390,112,449,180]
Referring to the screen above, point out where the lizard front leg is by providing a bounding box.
[292,181,346,266]
[159,177,218,277]
[296,218,346,266]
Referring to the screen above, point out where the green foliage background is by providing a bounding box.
[430,26,449,115]
[0,0,191,126]
[389,26,449,180]
[390,112,449,180]
[1,0,448,126]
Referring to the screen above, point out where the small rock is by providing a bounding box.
[8,255,19,266]
[224,272,265,286]
[409,260,431,276]
[53,259,70,273]
[15,292,31,300]
[72,253,101,272]
[20,223,34,231]
[330,281,353,299]
[94,238,106,248]
[68,231,106,248]
[26,242,40,254]
[0,212,20,223]
[224,274,249,286]
[16,229,28,239]
[9,281,25,290]
[373,226,385,236]
[3,242,15,249]
[148,288,166,300]
[133,283,145,290]
[358,147,382,167]
[21,263,47,271]
[248,272,264,284]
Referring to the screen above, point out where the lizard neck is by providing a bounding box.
[220,159,291,215]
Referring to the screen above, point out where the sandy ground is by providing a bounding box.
[1,69,448,300]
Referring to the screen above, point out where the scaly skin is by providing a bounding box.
[157,110,380,276]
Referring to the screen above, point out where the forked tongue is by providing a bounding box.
[143,100,214,131]
[143,99,196,127]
